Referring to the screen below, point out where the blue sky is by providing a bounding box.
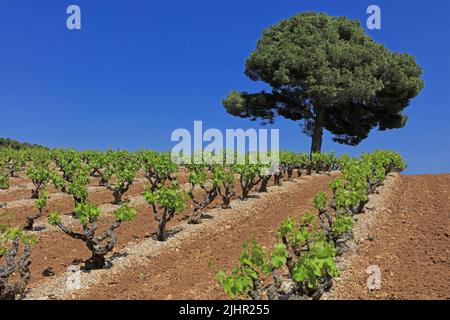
[0,0,449,174]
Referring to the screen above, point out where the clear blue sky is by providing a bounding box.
[0,0,449,174]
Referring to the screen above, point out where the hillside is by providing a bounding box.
[0,138,47,150]
[326,174,450,299]
[57,173,450,300]
[2,148,448,301]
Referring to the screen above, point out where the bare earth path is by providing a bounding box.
[37,173,449,300]
[329,174,450,300]
[70,174,335,300]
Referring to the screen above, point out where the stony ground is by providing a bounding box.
[3,172,449,300]
[327,174,450,300]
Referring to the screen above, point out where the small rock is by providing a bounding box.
[279,280,295,294]
[43,267,55,277]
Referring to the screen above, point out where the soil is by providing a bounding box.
[1,170,312,290]
[327,174,450,300]
[3,172,449,300]
[30,174,336,299]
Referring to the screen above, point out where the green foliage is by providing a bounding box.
[333,187,367,212]
[113,204,137,222]
[0,137,47,150]
[83,151,107,176]
[99,150,140,204]
[26,165,50,184]
[292,239,338,288]
[140,151,177,189]
[48,212,61,226]
[35,190,49,211]
[50,172,66,190]
[67,180,89,204]
[223,12,423,151]
[331,214,353,236]
[337,154,351,169]
[48,190,135,269]
[310,152,337,171]
[313,191,328,211]
[300,212,318,227]
[0,225,37,257]
[63,164,90,204]
[217,213,338,299]
[0,173,8,190]
[216,150,407,299]
[233,163,261,180]
[0,146,407,298]
[53,149,85,183]
[280,151,309,168]
[144,184,186,213]
[107,151,139,182]
[270,243,288,268]
[188,165,207,186]
[74,202,101,225]
[233,163,263,197]
[329,178,345,192]
[278,214,338,289]
[332,150,406,214]
[216,240,270,298]
[278,216,311,248]
[212,165,235,186]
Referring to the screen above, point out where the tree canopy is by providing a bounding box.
[0,138,47,150]
[223,12,424,153]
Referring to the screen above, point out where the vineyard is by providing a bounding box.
[1,147,424,300]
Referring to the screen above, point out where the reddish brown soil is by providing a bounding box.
[0,169,189,203]
[70,175,335,300]
[66,174,450,300]
[5,172,449,300]
[1,170,305,288]
[330,174,450,300]
[0,181,151,225]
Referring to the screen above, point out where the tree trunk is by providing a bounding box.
[310,109,325,154]
[23,217,35,231]
[31,188,39,199]
[156,217,168,241]
[274,173,282,186]
[241,187,250,199]
[23,209,42,231]
[188,211,203,224]
[221,196,231,209]
[287,168,294,180]
[258,176,271,193]
[86,253,106,269]
[113,190,123,205]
